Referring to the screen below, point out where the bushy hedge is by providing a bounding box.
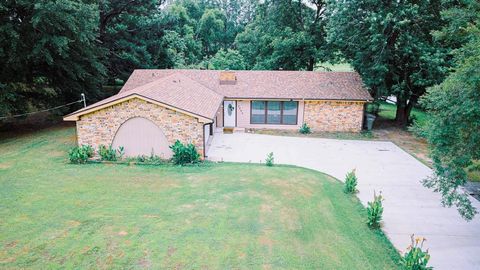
[169,140,200,165]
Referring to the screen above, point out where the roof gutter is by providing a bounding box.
[224,97,372,102]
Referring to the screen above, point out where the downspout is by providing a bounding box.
[203,123,208,159]
[202,120,214,158]
[302,98,306,125]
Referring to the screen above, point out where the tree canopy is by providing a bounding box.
[236,0,329,70]
[326,0,448,126]
[419,0,480,219]
[0,0,105,116]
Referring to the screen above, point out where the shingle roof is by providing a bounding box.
[66,69,372,121]
[67,73,223,120]
[120,69,372,101]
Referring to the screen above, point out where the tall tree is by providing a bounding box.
[98,0,166,82]
[326,0,447,126]
[0,0,105,117]
[236,0,329,71]
[419,0,480,219]
[208,49,246,70]
[197,8,226,56]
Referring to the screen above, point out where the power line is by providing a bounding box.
[0,93,86,120]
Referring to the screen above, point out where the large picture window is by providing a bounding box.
[250,101,298,125]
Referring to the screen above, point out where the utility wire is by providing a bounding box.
[0,94,86,120]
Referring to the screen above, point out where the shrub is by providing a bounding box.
[299,123,311,134]
[68,145,94,164]
[367,191,384,229]
[343,169,358,194]
[98,145,123,161]
[402,234,432,270]
[170,140,200,165]
[265,152,274,166]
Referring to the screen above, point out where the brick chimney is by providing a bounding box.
[219,71,237,85]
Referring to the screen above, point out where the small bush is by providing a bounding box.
[98,145,123,161]
[170,140,200,165]
[402,234,432,270]
[343,169,358,194]
[265,152,274,166]
[299,123,311,134]
[367,191,384,229]
[68,145,94,164]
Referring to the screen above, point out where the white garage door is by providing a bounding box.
[112,117,172,158]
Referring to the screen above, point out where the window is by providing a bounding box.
[250,101,298,125]
[282,101,297,125]
[251,101,266,124]
[267,101,281,124]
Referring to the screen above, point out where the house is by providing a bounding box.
[64,69,372,158]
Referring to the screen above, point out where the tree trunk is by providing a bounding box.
[395,95,418,127]
[307,57,315,71]
[395,103,409,127]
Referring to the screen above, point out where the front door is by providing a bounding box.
[223,100,236,127]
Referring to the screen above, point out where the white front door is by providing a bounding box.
[223,101,236,127]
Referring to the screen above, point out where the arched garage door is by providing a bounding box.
[112,117,172,158]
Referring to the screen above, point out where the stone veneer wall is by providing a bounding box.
[303,101,365,132]
[76,97,205,156]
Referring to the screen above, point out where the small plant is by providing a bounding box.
[366,191,384,229]
[68,145,94,164]
[402,234,432,270]
[170,140,200,165]
[343,169,358,194]
[98,145,121,161]
[299,123,311,134]
[131,153,166,165]
[265,152,274,166]
[117,146,125,159]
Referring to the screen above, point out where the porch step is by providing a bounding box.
[223,127,234,134]
[222,127,245,134]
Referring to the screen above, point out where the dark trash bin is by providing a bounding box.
[365,113,376,131]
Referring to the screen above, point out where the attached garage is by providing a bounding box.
[64,73,224,158]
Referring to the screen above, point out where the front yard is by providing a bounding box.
[0,126,401,269]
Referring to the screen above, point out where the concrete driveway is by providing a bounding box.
[206,132,480,270]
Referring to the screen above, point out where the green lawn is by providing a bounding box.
[0,126,401,269]
[467,161,480,182]
[377,101,428,126]
[315,62,353,72]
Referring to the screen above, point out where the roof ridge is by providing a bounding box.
[131,68,357,74]
[128,71,224,98]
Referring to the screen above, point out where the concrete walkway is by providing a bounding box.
[206,132,480,270]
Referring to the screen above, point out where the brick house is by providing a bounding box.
[64,69,372,158]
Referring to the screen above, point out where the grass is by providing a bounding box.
[376,101,428,127]
[467,161,480,182]
[0,126,402,269]
[315,62,353,72]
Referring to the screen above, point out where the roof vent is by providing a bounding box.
[219,71,237,85]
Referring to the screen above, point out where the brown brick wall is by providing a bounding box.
[76,97,205,156]
[303,101,365,132]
